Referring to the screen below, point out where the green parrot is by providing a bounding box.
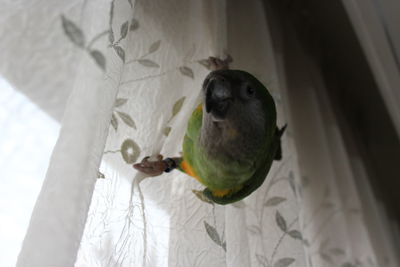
[134,57,286,205]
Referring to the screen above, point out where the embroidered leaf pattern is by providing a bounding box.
[162,126,171,137]
[179,66,194,79]
[204,221,225,251]
[198,58,211,70]
[288,171,296,195]
[111,113,118,131]
[138,59,159,68]
[116,111,136,129]
[120,21,129,39]
[108,1,115,44]
[114,98,128,107]
[247,225,261,234]
[273,257,295,267]
[288,230,302,240]
[148,40,161,54]
[121,139,140,164]
[97,171,105,179]
[276,211,287,232]
[221,242,226,252]
[114,46,125,62]
[192,190,213,205]
[90,50,106,70]
[87,21,312,267]
[109,30,115,44]
[61,15,85,47]
[109,1,115,23]
[172,97,185,117]
[130,18,139,31]
[265,196,287,207]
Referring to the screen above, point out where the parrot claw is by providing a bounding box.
[208,55,232,71]
[133,154,167,177]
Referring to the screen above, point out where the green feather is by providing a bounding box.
[204,125,286,204]
[180,70,284,204]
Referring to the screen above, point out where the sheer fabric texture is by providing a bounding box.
[5,0,397,266]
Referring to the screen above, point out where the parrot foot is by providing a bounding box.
[208,55,233,71]
[133,155,168,177]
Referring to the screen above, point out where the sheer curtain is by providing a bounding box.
[5,0,397,266]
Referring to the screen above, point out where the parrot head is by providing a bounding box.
[201,69,276,158]
[202,69,271,123]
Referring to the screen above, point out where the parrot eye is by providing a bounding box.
[246,86,255,97]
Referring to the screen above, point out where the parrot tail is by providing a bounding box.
[274,124,287,161]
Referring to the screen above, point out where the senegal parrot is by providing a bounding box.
[133,56,286,205]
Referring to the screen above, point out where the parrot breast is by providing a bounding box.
[180,69,278,201]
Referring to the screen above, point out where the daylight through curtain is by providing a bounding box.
[8,0,398,266]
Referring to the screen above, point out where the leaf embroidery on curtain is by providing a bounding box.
[109,98,137,131]
[119,41,212,86]
[192,190,213,205]
[242,155,305,267]
[130,18,139,31]
[162,96,186,136]
[116,111,136,129]
[89,50,106,70]
[97,171,105,179]
[120,139,141,164]
[265,196,287,207]
[61,15,108,71]
[203,199,226,252]
[102,138,141,167]
[125,40,162,67]
[179,66,194,79]
[113,46,126,62]
[274,257,295,267]
[61,15,85,47]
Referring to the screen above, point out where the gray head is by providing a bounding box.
[200,69,275,159]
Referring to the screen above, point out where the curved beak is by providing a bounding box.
[204,75,233,120]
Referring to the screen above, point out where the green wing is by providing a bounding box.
[178,105,203,178]
[181,103,287,205]
[203,125,286,205]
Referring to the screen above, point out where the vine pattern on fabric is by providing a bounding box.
[61,1,305,266]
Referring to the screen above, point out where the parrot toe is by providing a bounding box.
[133,155,168,176]
[208,55,232,71]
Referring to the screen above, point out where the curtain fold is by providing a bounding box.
[16,1,131,265]
[6,0,397,266]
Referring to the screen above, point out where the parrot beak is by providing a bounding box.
[204,74,233,121]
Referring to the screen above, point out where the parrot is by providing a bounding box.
[133,56,286,205]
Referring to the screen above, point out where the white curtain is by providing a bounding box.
[1,0,396,266]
